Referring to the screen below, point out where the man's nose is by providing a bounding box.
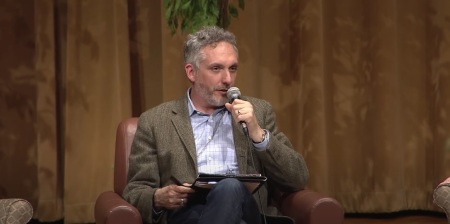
[222,70,232,84]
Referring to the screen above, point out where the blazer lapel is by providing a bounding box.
[171,98,198,173]
[233,121,249,174]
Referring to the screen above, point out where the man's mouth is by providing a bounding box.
[216,89,228,94]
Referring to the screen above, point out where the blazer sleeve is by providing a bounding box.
[122,112,163,223]
[252,99,309,192]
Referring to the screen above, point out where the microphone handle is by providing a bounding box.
[230,96,248,136]
[240,121,249,136]
[229,95,241,103]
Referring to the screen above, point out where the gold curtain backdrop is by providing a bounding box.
[1,0,450,223]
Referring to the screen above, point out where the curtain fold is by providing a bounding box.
[0,0,63,221]
[1,0,450,222]
[62,0,132,222]
[35,0,64,220]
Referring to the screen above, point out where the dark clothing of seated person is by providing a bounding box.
[122,26,309,224]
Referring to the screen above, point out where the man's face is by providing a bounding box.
[187,41,238,109]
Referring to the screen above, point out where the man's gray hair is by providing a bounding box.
[184,26,238,69]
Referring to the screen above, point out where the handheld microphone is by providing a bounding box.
[226,87,249,136]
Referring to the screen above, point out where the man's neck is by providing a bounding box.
[189,90,221,115]
[194,104,221,115]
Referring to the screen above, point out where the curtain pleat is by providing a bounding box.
[62,0,132,222]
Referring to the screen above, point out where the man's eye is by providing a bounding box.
[212,67,221,71]
[230,67,237,72]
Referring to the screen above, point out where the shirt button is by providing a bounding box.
[208,157,212,161]
[208,136,212,140]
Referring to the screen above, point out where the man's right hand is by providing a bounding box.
[154,184,195,210]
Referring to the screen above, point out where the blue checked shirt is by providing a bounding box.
[186,89,269,174]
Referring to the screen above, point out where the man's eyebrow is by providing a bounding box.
[207,63,238,68]
[209,63,224,67]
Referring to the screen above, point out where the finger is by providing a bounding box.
[232,98,246,104]
[180,198,187,207]
[175,185,195,193]
[236,107,248,114]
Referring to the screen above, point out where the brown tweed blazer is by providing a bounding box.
[122,95,309,224]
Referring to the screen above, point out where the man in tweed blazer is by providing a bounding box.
[123,26,309,224]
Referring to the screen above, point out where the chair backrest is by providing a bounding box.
[114,118,139,195]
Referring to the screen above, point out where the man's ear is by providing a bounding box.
[185,64,195,82]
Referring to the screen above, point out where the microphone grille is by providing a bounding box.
[227,87,241,100]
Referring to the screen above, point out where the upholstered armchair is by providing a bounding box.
[0,198,33,224]
[95,118,345,224]
[434,177,450,224]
